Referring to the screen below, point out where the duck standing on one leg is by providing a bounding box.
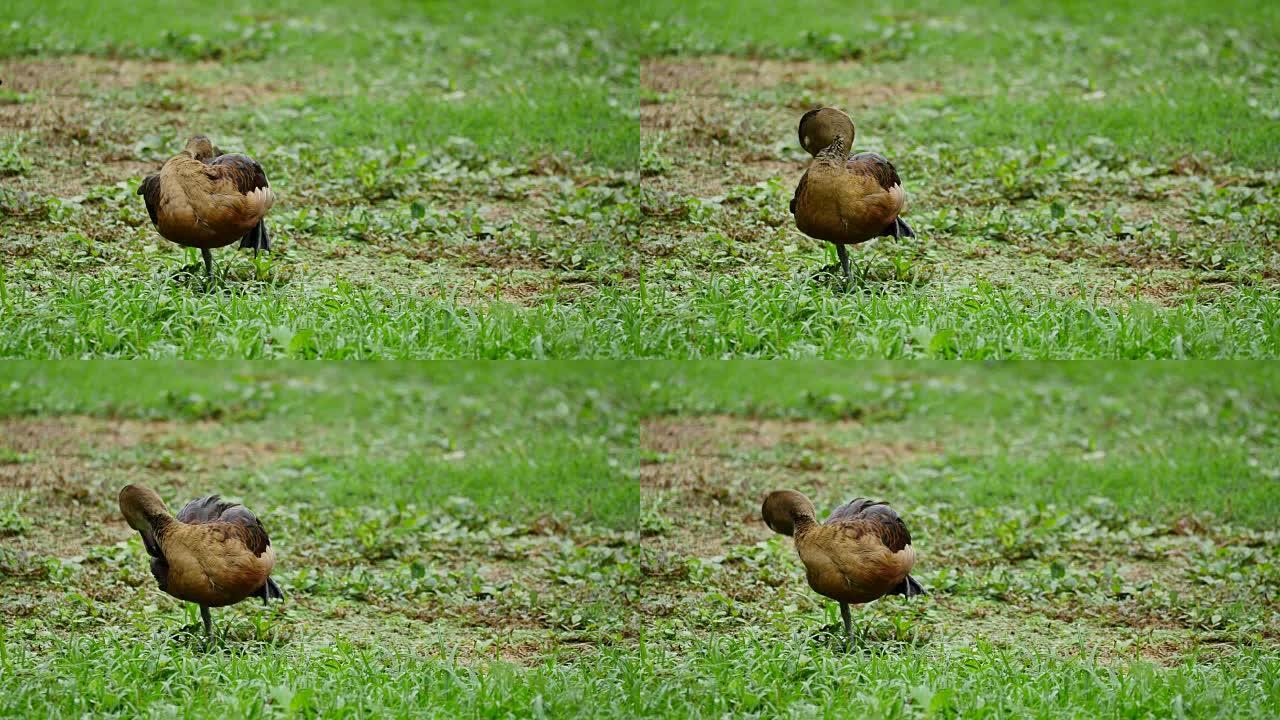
[789,107,915,286]
[137,135,276,281]
[762,489,924,650]
[119,484,284,639]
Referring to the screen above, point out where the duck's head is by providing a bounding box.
[798,107,855,158]
[761,489,817,537]
[183,135,217,161]
[119,484,171,544]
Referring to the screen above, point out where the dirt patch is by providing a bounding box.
[0,415,301,558]
[643,56,939,106]
[641,414,942,558]
[641,56,938,199]
[0,55,300,197]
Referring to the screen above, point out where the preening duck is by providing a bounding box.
[137,136,276,280]
[119,484,283,638]
[790,107,914,284]
[762,490,923,649]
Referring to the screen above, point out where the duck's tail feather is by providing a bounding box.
[256,576,285,604]
[239,219,271,252]
[890,574,925,598]
[880,216,916,239]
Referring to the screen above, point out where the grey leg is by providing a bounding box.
[894,217,902,241]
[840,602,853,651]
[200,605,212,638]
[201,249,214,280]
[836,244,852,285]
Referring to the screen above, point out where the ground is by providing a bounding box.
[1,1,1278,357]
[1,363,1278,716]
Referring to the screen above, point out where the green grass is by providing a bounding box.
[0,362,639,521]
[639,0,1280,165]
[2,362,1278,716]
[0,0,636,164]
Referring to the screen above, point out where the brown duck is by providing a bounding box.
[762,490,923,648]
[790,107,914,284]
[119,484,283,638]
[137,136,276,279]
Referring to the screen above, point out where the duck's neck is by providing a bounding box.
[817,135,849,163]
[791,513,817,538]
[146,510,175,537]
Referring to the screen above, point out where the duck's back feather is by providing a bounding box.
[177,495,272,557]
[846,152,901,191]
[825,497,912,553]
[209,153,270,194]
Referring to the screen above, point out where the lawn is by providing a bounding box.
[0,1,1277,357]
[1,362,1277,716]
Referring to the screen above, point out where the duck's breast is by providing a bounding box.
[794,168,902,244]
[161,524,276,607]
[154,160,253,249]
[797,523,915,604]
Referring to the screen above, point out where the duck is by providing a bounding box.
[790,107,915,284]
[761,489,923,649]
[137,136,276,280]
[118,484,283,638]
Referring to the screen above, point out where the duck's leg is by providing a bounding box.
[200,605,213,638]
[201,249,214,280]
[840,602,854,651]
[836,244,855,286]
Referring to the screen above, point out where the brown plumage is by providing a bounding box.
[790,107,915,284]
[762,489,924,648]
[119,484,283,638]
[137,136,276,280]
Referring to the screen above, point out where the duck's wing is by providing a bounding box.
[826,497,912,552]
[176,495,240,524]
[208,153,273,251]
[137,174,161,227]
[846,152,901,191]
[790,171,808,215]
[846,152,913,238]
[177,495,273,557]
[209,153,270,194]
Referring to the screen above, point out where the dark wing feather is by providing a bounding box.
[847,152,902,192]
[149,556,170,592]
[176,495,240,524]
[177,495,273,556]
[209,153,269,194]
[826,497,913,552]
[253,576,285,604]
[790,172,807,215]
[137,174,161,227]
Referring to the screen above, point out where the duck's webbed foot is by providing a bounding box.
[810,262,844,280]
